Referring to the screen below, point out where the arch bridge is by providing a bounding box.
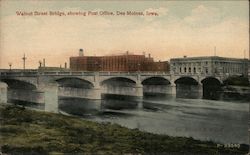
[0,70,237,112]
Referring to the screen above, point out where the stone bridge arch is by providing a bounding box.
[174,76,201,99]
[0,78,37,90]
[141,76,171,85]
[0,78,45,107]
[141,76,172,97]
[201,76,222,100]
[174,76,199,85]
[55,77,94,88]
[200,76,222,85]
[0,76,38,88]
[100,76,137,86]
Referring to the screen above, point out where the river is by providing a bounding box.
[59,94,249,144]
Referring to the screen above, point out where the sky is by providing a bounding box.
[0,0,249,69]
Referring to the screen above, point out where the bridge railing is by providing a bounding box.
[0,70,170,77]
[171,72,227,77]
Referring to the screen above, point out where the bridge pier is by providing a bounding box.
[44,83,58,113]
[135,83,143,109]
[88,88,101,100]
[0,82,7,104]
[170,84,176,97]
[197,83,203,99]
[91,73,102,100]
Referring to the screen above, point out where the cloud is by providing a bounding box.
[184,5,222,27]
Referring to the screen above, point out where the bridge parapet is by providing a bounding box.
[0,70,169,76]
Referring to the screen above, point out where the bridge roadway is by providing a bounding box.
[0,69,240,113]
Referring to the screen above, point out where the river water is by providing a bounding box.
[59,95,249,144]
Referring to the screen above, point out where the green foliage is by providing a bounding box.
[0,105,248,154]
[224,76,250,86]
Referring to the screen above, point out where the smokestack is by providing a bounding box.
[43,58,45,67]
[79,49,83,56]
[65,62,67,69]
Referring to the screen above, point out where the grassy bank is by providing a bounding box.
[0,104,248,154]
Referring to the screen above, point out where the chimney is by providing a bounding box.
[43,58,45,67]
[126,51,129,55]
[148,53,151,58]
[184,55,187,58]
[79,49,84,56]
[64,62,67,69]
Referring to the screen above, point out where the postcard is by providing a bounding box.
[0,0,249,154]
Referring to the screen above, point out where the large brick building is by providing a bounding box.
[70,49,169,72]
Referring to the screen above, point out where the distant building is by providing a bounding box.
[170,56,248,76]
[70,56,102,71]
[70,49,169,72]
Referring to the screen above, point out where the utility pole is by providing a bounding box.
[22,53,27,70]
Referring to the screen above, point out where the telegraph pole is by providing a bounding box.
[22,54,27,70]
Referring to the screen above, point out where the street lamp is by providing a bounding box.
[22,53,27,70]
[8,63,12,71]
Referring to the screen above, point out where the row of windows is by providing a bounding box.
[176,67,208,74]
[172,61,244,67]
[173,66,244,74]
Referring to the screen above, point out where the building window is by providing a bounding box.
[179,67,182,73]
[184,67,187,73]
[188,67,191,73]
[193,67,196,73]
[206,68,208,73]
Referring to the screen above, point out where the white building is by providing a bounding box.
[170,56,249,76]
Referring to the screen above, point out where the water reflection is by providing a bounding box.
[59,97,101,116]
[101,94,139,110]
[58,91,249,144]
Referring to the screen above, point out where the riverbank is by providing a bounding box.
[0,104,248,154]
